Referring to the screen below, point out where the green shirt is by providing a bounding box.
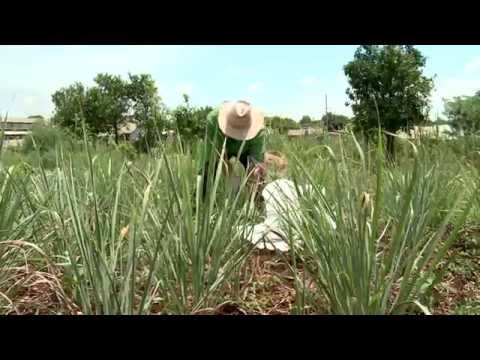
[200,108,266,169]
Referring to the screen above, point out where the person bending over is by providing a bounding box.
[199,100,267,199]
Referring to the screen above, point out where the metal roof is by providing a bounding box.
[0,117,39,124]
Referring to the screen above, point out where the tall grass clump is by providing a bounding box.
[21,124,79,170]
[284,131,474,314]
[24,125,257,314]
[0,164,40,312]
[1,111,478,315]
[141,140,258,313]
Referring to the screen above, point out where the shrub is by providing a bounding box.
[22,125,75,154]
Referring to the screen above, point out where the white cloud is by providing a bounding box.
[464,57,480,73]
[247,81,264,93]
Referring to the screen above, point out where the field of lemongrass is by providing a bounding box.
[0,132,479,315]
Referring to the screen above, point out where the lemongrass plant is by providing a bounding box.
[0,163,42,312]
[283,131,474,314]
[1,115,478,315]
[20,122,259,314]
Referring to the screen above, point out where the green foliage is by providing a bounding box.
[344,45,434,157]
[299,115,313,126]
[116,142,137,160]
[172,95,212,141]
[21,125,74,154]
[51,73,165,145]
[321,112,350,131]
[285,134,473,314]
[0,164,37,312]
[265,116,300,134]
[51,82,89,136]
[444,92,480,135]
[0,130,478,315]
[17,125,78,170]
[134,110,171,153]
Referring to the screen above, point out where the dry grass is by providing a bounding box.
[3,266,80,315]
[434,226,480,314]
[2,242,480,315]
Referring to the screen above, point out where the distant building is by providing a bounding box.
[287,127,322,138]
[100,118,176,144]
[414,124,457,139]
[1,117,42,148]
[397,124,458,140]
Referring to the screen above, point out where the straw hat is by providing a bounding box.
[218,101,264,141]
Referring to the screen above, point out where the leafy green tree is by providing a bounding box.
[444,93,480,135]
[136,107,171,153]
[127,74,162,124]
[344,45,434,159]
[125,73,166,150]
[299,115,313,126]
[321,112,350,131]
[92,73,131,144]
[265,116,300,134]
[172,95,213,140]
[51,73,164,145]
[51,82,89,135]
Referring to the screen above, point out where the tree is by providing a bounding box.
[127,73,162,124]
[444,93,480,135]
[51,73,164,145]
[299,115,313,126]
[135,108,170,152]
[172,95,213,141]
[265,116,300,134]
[91,73,131,144]
[51,82,89,136]
[321,112,350,131]
[125,73,166,150]
[344,45,434,160]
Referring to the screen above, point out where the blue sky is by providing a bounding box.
[1,45,480,120]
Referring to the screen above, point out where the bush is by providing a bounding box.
[0,149,24,168]
[25,149,58,170]
[22,125,76,154]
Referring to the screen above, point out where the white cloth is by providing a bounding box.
[242,179,305,252]
[242,223,290,252]
[241,179,337,252]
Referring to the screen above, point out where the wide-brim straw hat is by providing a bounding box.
[218,101,264,141]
